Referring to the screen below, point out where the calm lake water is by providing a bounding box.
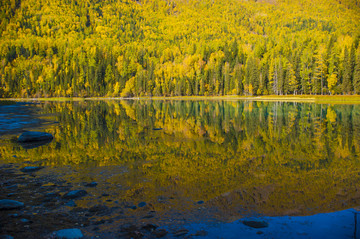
[1,100,360,225]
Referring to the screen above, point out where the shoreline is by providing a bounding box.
[2,95,360,104]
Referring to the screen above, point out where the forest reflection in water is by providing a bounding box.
[2,100,360,221]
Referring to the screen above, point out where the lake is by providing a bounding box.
[1,99,360,238]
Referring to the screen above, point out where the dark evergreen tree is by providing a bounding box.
[342,47,353,94]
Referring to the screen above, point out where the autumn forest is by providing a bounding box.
[0,0,360,98]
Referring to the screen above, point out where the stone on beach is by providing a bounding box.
[0,199,24,210]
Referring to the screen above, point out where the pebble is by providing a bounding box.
[138,202,147,208]
[66,200,77,207]
[1,235,14,239]
[88,205,108,213]
[84,182,98,187]
[152,229,168,238]
[173,229,189,237]
[242,220,269,228]
[52,228,83,239]
[45,192,60,198]
[6,185,18,190]
[142,224,158,231]
[0,199,24,210]
[20,166,44,173]
[195,230,208,236]
[63,190,87,199]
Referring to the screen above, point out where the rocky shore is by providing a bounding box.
[0,163,209,239]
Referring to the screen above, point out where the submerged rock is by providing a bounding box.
[173,229,189,237]
[1,235,14,239]
[65,200,77,207]
[195,230,208,236]
[0,199,24,210]
[18,131,53,142]
[88,205,108,213]
[242,220,269,228]
[142,223,158,232]
[18,131,53,149]
[20,166,44,173]
[53,228,83,239]
[84,182,98,187]
[152,128,163,131]
[152,229,168,238]
[63,190,87,199]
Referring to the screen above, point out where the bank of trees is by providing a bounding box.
[0,0,359,97]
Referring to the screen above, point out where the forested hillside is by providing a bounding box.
[0,0,360,97]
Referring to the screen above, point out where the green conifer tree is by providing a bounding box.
[353,47,360,94]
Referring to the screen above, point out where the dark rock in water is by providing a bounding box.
[120,225,138,233]
[142,213,155,219]
[52,228,83,239]
[20,166,44,173]
[63,190,87,199]
[65,200,77,207]
[45,192,60,198]
[84,182,98,187]
[43,192,60,202]
[195,230,208,236]
[152,229,168,238]
[138,202,147,208]
[1,235,14,239]
[18,131,53,149]
[6,185,18,190]
[93,219,105,225]
[0,199,24,210]
[88,205,108,213]
[197,200,204,204]
[142,224,158,232]
[173,229,189,237]
[19,140,53,149]
[18,131,53,142]
[243,220,269,228]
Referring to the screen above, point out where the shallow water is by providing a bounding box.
[1,100,360,231]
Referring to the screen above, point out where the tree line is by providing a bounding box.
[0,0,359,97]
